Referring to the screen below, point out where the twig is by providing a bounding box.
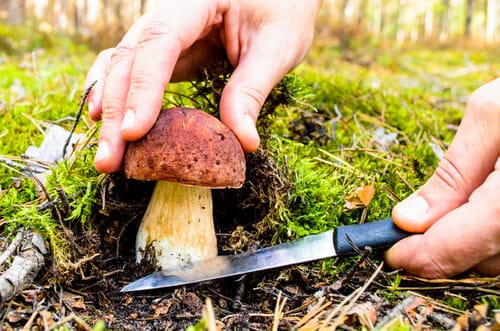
[21,310,39,331]
[344,234,390,283]
[320,262,384,329]
[380,184,401,202]
[0,228,24,266]
[63,81,96,159]
[48,312,93,331]
[395,170,415,192]
[0,231,47,303]
[115,213,141,257]
[203,298,218,331]
[272,291,287,331]
[375,295,423,328]
[317,148,360,173]
[292,296,331,329]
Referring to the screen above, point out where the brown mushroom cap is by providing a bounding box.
[123,107,246,188]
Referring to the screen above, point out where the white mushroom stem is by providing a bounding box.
[136,181,218,270]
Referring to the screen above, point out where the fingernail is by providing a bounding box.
[88,100,95,114]
[244,113,256,128]
[95,141,110,163]
[120,110,136,132]
[396,194,430,221]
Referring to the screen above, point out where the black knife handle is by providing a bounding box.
[333,218,411,256]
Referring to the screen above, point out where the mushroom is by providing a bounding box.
[123,107,246,269]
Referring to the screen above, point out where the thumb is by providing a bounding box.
[219,60,285,152]
[392,79,500,232]
[219,72,264,152]
[220,39,299,152]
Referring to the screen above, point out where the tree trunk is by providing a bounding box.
[396,0,407,44]
[486,0,498,43]
[438,0,450,42]
[465,0,474,37]
[140,0,147,15]
[424,0,435,39]
[6,0,26,25]
[357,0,368,25]
[372,0,383,39]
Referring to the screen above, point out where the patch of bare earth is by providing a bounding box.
[1,151,499,330]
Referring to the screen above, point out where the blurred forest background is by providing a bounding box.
[1,1,499,329]
[0,0,499,50]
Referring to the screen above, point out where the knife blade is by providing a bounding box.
[121,218,410,292]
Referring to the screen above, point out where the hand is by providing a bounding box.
[385,78,500,278]
[85,0,322,173]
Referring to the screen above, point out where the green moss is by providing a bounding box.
[0,26,99,273]
[1,24,499,292]
[264,74,444,240]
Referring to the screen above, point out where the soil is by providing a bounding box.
[1,140,499,330]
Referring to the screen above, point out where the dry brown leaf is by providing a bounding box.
[153,300,173,316]
[344,184,375,210]
[456,314,469,329]
[6,311,25,324]
[39,310,55,328]
[493,313,500,331]
[347,302,377,328]
[474,303,488,319]
[62,292,87,310]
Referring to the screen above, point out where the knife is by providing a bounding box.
[121,218,410,292]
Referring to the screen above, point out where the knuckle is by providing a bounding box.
[97,48,114,61]
[102,97,125,121]
[467,84,500,121]
[243,86,267,108]
[109,42,135,65]
[471,170,500,228]
[417,240,453,278]
[431,156,469,199]
[137,20,173,48]
[421,256,452,278]
[230,84,267,109]
[128,70,159,94]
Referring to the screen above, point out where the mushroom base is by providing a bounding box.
[136,181,218,270]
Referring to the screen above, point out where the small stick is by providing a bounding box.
[62,81,96,159]
[0,229,24,266]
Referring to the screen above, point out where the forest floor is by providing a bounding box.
[0,27,499,330]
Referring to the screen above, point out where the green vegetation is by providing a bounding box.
[1,26,499,327]
[0,27,98,275]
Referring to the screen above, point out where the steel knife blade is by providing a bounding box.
[121,218,410,292]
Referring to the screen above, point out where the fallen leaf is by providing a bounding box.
[39,310,55,329]
[372,127,398,151]
[474,303,488,319]
[344,184,375,210]
[6,311,26,323]
[492,313,500,331]
[347,302,377,328]
[62,292,87,310]
[154,300,173,316]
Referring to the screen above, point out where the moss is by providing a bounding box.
[0,27,100,276]
[1,24,499,290]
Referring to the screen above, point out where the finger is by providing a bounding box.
[120,0,230,141]
[94,16,151,173]
[473,253,500,276]
[392,78,500,232]
[219,33,302,152]
[386,165,500,278]
[171,31,226,82]
[84,48,113,121]
[93,43,135,172]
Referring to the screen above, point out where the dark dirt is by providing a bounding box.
[2,149,306,330]
[1,132,499,330]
